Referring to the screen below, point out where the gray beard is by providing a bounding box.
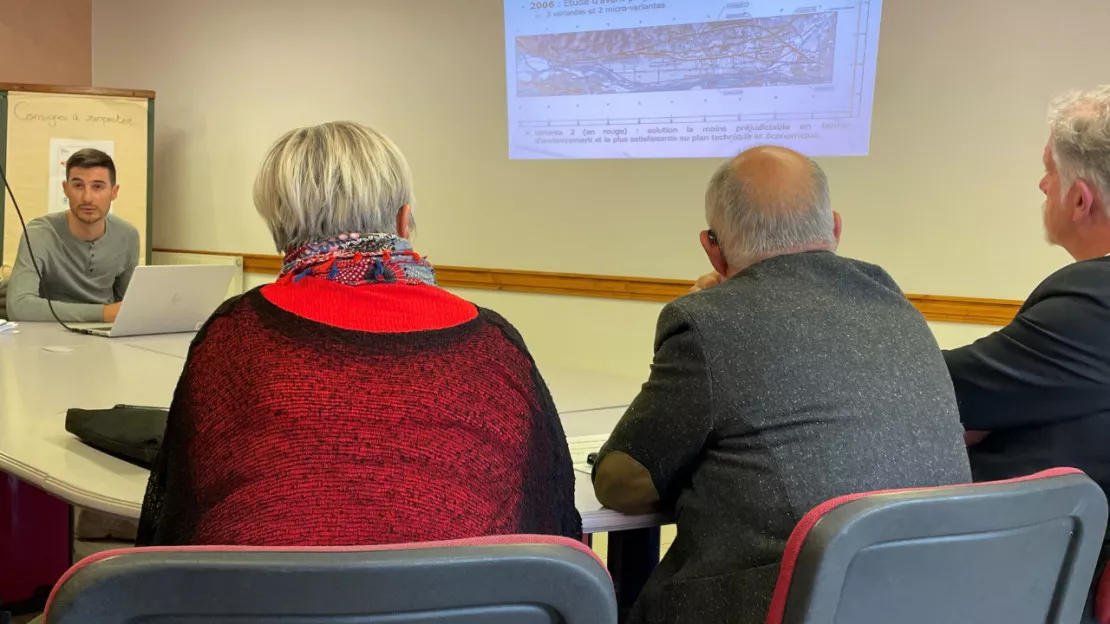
[1042,201,1056,245]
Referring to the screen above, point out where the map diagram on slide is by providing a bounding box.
[516,12,838,97]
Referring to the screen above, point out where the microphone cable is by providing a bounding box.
[0,161,98,335]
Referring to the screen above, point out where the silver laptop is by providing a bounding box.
[74,264,237,338]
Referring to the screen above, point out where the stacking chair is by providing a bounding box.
[45,534,617,623]
[767,468,1107,624]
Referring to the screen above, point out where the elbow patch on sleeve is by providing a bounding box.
[593,451,661,514]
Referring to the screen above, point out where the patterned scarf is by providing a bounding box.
[278,233,436,287]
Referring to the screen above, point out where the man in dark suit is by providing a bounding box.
[944,86,1110,614]
[592,146,971,624]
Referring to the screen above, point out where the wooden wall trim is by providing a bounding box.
[154,248,1021,326]
[0,83,156,99]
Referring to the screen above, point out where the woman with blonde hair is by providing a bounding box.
[137,122,580,545]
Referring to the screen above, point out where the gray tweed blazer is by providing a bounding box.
[595,250,971,624]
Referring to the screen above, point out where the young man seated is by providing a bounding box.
[6,148,139,323]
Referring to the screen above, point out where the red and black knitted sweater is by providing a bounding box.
[136,277,581,546]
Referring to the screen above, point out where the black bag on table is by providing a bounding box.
[64,405,168,469]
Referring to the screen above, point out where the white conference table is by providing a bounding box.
[0,322,666,533]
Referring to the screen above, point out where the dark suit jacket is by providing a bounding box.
[945,256,1110,509]
[595,251,972,624]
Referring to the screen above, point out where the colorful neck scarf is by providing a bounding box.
[278,233,436,287]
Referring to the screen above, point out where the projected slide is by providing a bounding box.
[504,0,883,160]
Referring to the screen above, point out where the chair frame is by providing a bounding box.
[45,534,617,624]
[767,468,1108,624]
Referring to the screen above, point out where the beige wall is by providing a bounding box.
[96,0,1054,377]
[0,0,92,85]
[89,0,1110,299]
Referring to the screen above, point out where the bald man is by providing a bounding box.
[593,147,970,624]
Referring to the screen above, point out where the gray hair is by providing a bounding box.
[253,121,416,252]
[705,155,835,266]
[1049,85,1110,210]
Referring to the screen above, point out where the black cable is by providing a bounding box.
[0,161,97,335]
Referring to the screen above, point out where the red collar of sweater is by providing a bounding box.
[260,276,478,333]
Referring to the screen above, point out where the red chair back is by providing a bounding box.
[767,468,1107,624]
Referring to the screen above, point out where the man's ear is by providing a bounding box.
[396,204,412,239]
[1072,180,1097,222]
[832,211,843,244]
[700,230,729,276]
[110,185,120,202]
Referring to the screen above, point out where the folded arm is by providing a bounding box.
[593,304,714,514]
[6,234,105,322]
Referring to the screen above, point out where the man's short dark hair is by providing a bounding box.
[66,149,117,185]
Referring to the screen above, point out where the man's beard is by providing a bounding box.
[1043,201,1059,245]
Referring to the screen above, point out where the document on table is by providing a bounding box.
[568,434,609,475]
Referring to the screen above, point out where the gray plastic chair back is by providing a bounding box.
[45,535,617,624]
[767,468,1108,624]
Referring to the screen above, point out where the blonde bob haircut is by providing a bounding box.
[253,121,416,252]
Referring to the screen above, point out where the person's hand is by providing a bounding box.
[103,302,122,323]
[690,271,724,294]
